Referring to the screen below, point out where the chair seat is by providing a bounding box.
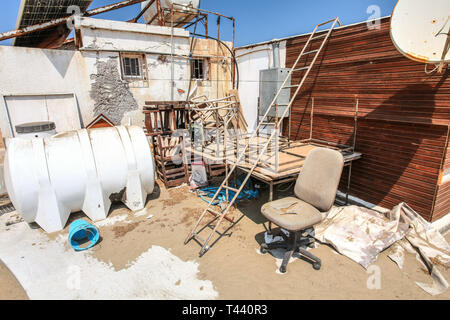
[261,197,323,232]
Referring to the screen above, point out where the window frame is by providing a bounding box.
[190,57,209,80]
[119,52,148,81]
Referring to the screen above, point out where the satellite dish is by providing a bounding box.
[390,0,449,72]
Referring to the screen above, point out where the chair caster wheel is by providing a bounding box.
[313,263,321,270]
[279,266,287,274]
[260,244,268,254]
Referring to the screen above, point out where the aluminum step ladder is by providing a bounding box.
[185,18,342,257]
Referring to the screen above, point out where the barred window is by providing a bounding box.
[120,53,147,80]
[191,58,206,80]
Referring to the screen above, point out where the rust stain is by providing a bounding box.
[405,51,430,63]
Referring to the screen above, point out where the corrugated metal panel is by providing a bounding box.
[433,128,450,221]
[284,17,449,221]
[434,183,450,221]
[13,0,92,48]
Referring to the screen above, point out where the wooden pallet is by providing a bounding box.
[144,101,190,188]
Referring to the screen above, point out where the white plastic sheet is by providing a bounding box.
[314,202,450,295]
[314,205,410,268]
[387,203,450,295]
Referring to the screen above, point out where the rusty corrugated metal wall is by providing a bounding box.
[284,17,449,221]
[433,130,450,221]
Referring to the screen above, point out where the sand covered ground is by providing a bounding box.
[1,180,449,300]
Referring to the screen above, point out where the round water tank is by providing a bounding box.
[142,0,200,26]
[15,121,56,139]
[4,126,155,233]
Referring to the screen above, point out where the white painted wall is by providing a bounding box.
[75,17,190,55]
[5,94,81,136]
[0,18,191,138]
[0,46,92,138]
[78,49,190,127]
[235,41,286,131]
[0,17,232,138]
[76,17,192,127]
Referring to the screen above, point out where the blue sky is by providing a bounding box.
[0,0,397,47]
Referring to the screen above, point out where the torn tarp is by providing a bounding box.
[387,203,450,296]
[314,205,410,269]
[314,202,450,295]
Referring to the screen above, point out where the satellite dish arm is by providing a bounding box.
[437,34,449,73]
[436,17,450,73]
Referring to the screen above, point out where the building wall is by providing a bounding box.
[76,17,191,127]
[235,41,287,131]
[0,46,92,138]
[77,17,232,125]
[284,17,449,221]
[0,17,233,138]
[434,128,450,221]
[190,38,234,100]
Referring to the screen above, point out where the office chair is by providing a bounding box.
[260,147,344,273]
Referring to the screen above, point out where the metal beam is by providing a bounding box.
[84,0,146,17]
[0,0,147,42]
[129,0,155,23]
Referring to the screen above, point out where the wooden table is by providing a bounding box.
[191,138,362,202]
[237,142,362,202]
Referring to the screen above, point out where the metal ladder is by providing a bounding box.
[185,18,342,257]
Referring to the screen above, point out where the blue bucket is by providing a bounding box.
[68,220,100,251]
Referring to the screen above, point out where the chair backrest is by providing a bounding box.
[294,147,344,212]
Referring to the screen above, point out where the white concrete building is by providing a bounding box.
[235,40,287,132]
[0,16,233,138]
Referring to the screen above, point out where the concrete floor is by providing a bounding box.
[0,180,449,300]
[0,259,28,300]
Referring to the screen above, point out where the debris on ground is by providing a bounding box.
[314,202,450,295]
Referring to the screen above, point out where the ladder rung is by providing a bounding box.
[193,233,205,244]
[207,207,223,216]
[185,18,339,257]
[301,49,319,56]
[292,66,309,72]
[223,185,239,193]
[206,207,235,224]
[318,18,337,27]
[312,33,327,40]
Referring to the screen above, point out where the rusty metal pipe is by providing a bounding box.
[0,0,147,42]
[130,0,156,23]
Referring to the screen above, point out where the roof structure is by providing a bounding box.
[13,0,93,48]
[236,15,392,50]
[86,114,115,129]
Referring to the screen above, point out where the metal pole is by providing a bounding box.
[0,0,148,42]
[346,163,352,205]
[288,96,292,144]
[353,98,359,151]
[310,97,314,140]
[347,98,359,205]
[130,0,155,22]
[170,4,175,100]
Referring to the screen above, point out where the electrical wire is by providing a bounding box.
[191,32,240,90]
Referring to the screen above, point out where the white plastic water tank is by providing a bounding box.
[4,126,155,233]
[142,0,200,25]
